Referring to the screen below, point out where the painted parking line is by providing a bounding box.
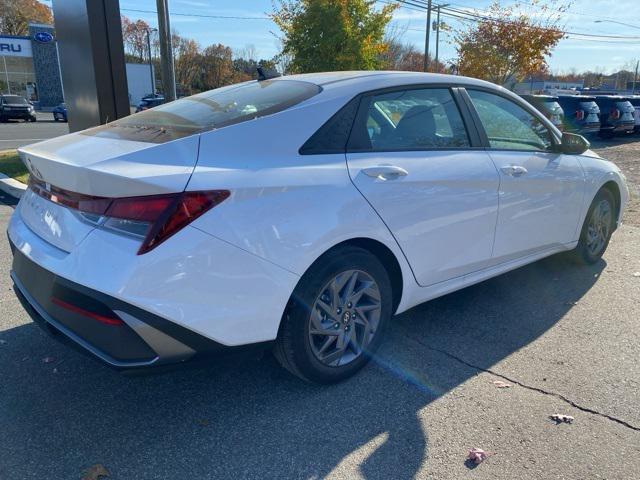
[0,139,45,142]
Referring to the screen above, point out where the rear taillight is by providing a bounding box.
[28,177,230,254]
[610,108,620,120]
[109,191,230,254]
[576,110,585,121]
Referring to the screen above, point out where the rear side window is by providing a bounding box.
[348,88,470,151]
[84,80,321,143]
[467,90,554,151]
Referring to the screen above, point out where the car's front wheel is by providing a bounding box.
[274,246,393,383]
[570,188,616,264]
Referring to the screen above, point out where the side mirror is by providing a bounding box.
[560,132,590,155]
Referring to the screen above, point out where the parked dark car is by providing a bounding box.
[626,96,640,132]
[0,94,37,122]
[594,95,635,137]
[52,102,67,122]
[135,95,165,113]
[556,95,601,135]
[520,94,564,130]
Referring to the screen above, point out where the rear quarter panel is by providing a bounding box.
[187,100,418,313]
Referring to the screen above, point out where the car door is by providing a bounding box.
[465,89,585,263]
[346,86,500,287]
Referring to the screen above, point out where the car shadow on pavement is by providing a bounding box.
[0,254,604,479]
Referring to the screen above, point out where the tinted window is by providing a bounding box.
[468,90,554,151]
[350,88,469,151]
[84,80,321,143]
[300,96,360,155]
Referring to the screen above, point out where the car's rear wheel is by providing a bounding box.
[274,246,392,383]
[570,188,616,264]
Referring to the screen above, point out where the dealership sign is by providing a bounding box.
[34,32,54,43]
[0,37,33,58]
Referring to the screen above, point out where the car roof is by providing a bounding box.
[522,94,558,100]
[273,70,500,91]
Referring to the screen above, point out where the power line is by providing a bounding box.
[384,0,640,41]
[121,8,270,20]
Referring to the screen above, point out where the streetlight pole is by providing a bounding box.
[146,28,158,97]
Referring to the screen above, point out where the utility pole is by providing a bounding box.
[424,0,432,72]
[146,28,157,96]
[434,6,440,71]
[156,0,176,101]
[633,60,639,95]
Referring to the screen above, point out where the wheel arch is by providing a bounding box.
[289,237,405,315]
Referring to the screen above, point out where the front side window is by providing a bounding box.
[467,90,554,151]
[350,88,470,151]
[83,80,321,143]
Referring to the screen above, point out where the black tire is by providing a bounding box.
[274,246,393,384]
[569,188,616,265]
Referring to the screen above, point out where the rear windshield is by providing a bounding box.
[2,95,28,105]
[83,79,321,143]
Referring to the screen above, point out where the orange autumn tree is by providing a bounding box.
[455,0,567,86]
[0,0,52,36]
[271,0,397,73]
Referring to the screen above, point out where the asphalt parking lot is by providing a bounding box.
[0,139,639,479]
[0,112,69,149]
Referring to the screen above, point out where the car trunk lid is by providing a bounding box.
[16,131,200,252]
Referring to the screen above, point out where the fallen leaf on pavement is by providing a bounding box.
[492,380,511,388]
[550,414,574,424]
[81,464,110,480]
[467,447,492,465]
[42,357,55,364]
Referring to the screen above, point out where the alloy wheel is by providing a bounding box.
[308,269,382,367]
[586,199,612,256]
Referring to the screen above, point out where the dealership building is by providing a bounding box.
[1,23,153,110]
[0,24,63,108]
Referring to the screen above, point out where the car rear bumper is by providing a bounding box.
[10,240,267,371]
[613,122,635,132]
[7,198,299,370]
[1,111,34,119]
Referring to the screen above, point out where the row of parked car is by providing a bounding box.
[520,93,640,138]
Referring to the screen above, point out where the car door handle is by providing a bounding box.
[500,165,528,177]
[361,165,408,180]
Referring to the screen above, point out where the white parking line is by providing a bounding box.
[0,139,45,142]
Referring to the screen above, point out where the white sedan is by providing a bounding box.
[8,71,628,383]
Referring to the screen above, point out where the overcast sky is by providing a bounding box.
[41,0,640,73]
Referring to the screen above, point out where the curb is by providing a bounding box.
[0,173,26,199]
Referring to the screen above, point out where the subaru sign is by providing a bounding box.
[0,37,32,58]
[34,32,54,43]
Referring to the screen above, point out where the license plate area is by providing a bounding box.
[18,189,95,252]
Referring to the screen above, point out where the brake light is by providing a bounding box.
[110,191,230,254]
[28,177,230,254]
[576,109,585,121]
[610,108,620,120]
